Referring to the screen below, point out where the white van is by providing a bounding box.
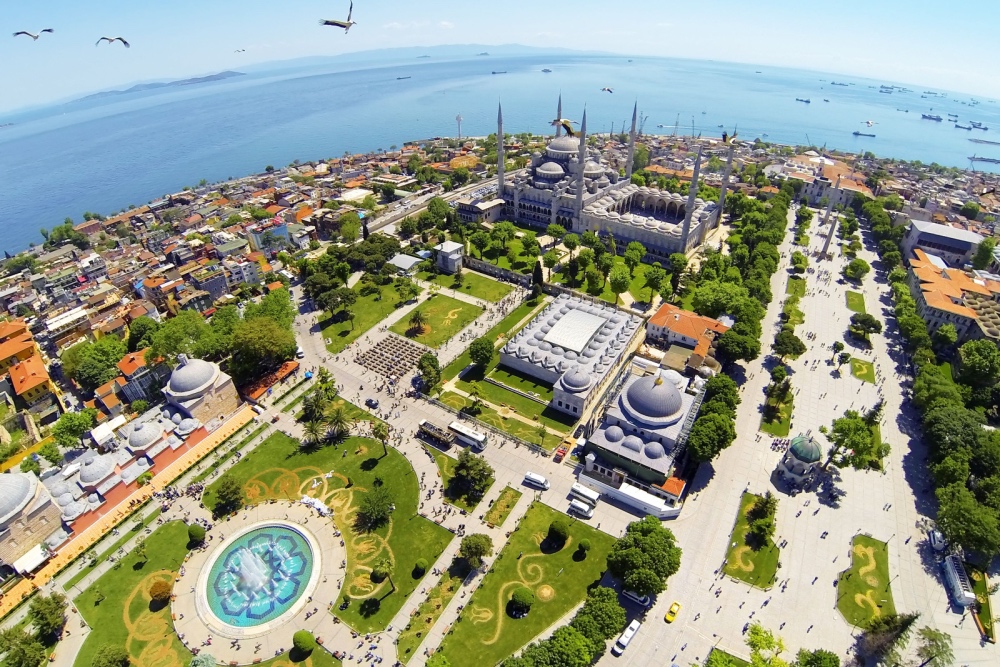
[622,589,652,608]
[569,499,594,519]
[523,472,550,490]
[612,619,642,655]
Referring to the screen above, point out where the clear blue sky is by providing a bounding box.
[3,0,997,112]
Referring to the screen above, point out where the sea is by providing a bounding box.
[2,50,999,254]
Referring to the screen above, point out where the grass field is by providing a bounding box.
[851,358,877,384]
[836,535,895,627]
[846,290,867,314]
[65,507,162,590]
[759,389,793,437]
[203,432,452,632]
[552,256,664,305]
[323,285,407,354]
[439,391,565,450]
[782,296,804,329]
[426,445,493,511]
[436,503,614,667]
[417,270,513,303]
[441,299,543,383]
[966,562,996,642]
[453,376,576,436]
[484,487,523,527]
[709,649,751,667]
[786,276,806,298]
[723,493,779,589]
[396,558,472,663]
[391,293,484,348]
[488,366,555,401]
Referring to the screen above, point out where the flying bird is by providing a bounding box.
[235,49,246,53]
[550,118,577,137]
[862,120,878,127]
[13,29,53,40]
[319,0,357,33]
[601,87,614,94]
[722,129,738,144]
[96,36,130,48]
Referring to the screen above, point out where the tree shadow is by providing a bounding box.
[359,597,381,618]
[505,600,530,619]
[132,560,148,572]
[288,647,313,663]
[572,549,588,562]
[360,457,380,471]
[149,597,169,613]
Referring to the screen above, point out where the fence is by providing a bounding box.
[419,392,550,456]
[465,256,532,287]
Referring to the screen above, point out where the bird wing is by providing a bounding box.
[96,37,110,45]
[561,120,576,136]
[320,19,348,28]
[347,0,353,22]
[41,29,54,34]
[13,31,34,38]
[117,37,130,48]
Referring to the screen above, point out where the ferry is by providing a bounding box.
[921,114,943,121]
[969,138,1000,146]
[853,131,876,137]
[541,68,552,73]
[955,124,973,130]
[795,98,811,103]
[491,71,507,75]
[396,76,411,80]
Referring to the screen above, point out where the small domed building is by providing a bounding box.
[164,354,240,424]
[0,472,61,572]
[776,433,823,488]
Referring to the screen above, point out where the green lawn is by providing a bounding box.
[396,558,472,663]
[836,535,895,627]
[484,487,523,528]
[786,276,806,298]
[966,562,996,642]
[710,649,751,667]
[723,493,780,589]
[552,256,664,305]
[443,385,574,443]
[323,285,409,354]
[782,296,804,329]
[437,503,614,667]
[73,522,191,667]
[391,293,484,348]
[480,239,535,274]
[846,290,867,314]
[488,366,555,401]
[851,358,877,384]
[759,389,793,437]
[426,445,493,511]
[939,361,957,387]
[438,392,562,450]
[66,508,162,590]
[441,299,544,382]
[417,270,513,303]
[203,431,452,632]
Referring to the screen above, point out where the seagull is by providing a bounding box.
[234,49,246,53]
[600,87,614,94]
[550,118,577,137]
[13,29,53,40]
[319,1,357,33]
[722,127,739,144]
[862,120,878,127]
[96,36,130,48]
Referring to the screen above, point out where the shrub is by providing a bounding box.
[187,523,206,545]
[149,579,172,605]
[414,558,428,575]
[510,586,535,613]
[292,630,317,654]
[577,539,592,553]
[547,518,570,547]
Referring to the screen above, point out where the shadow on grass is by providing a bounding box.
[148,597,169,613]
[288,647,314,663]
[132,560,148,572]
[359,597,382,618]
[360,457,380,471]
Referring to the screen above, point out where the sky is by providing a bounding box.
[2,0,998,113]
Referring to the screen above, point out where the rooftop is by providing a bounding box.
[543,309,606,354]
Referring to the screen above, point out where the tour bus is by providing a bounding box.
[418,420,456,448]
[568,499,595,519]
[448,421,488,450]
[569,483,601,508]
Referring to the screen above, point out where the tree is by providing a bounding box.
[426,655,451,667]
[127,317,159,353]
[189,655,217,667]
[772,330,806,360]
[794,648,840,667]
[28,592,66,639]
[959,338,1000,387]
[704,374,741,411]
[417,352,441,390]
[459,533,494,569]
[688,412,737,462]
[546,224,566,245]
[850,312,884,338]
[0,629,46,667]
[769,364,788,388]
[597,254,615,287]
[19,457,40,476]
[668,253,688,291]
[73,335,128,392]
[790,251,808,273]
[533,260,544,287]
[293,630,318,654]
[491,221,517,249]
[562,233,580,259]
[453,450,494,502]
[915,626,954,667]
[716,330,761,363]
[843,257,871,281]
[188,523,206,545]
[960,200,981,220]
[372,421,389,458]
[148,309,220,364]
[932,324,958,350]
[837,352,852,369]
[642,263,666,304]
[547,518,570,547]
[519,626,592,667]
[972,237,997,270]
[623,242,645,278]
[831,340,845,359]
[691,280,749,318]
[244,287,297,330]
[324,405,350,442]
[856,613,919,665]
[826,410,877,469]
[357,485,394,530]
[409,309,427,334]
[52,410,96,449]
[229,318,297,385]
[470,231,490,259]
[570,586,626,642]
[149,579,172,605]
[542,251,559,281]
[38,441,62,465]
[510,586,535,614]
[606,516,682,597]
[131,399,149,414]
[469,337,494,369]
[935,483,1000,555]
[608,265,631,305]
[92,644,131,667]
[214,474,244,514]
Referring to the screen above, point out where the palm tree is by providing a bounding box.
[304,420,324,448]
[409,309,427,334]
[916,626,953,667]
[537,425,546,449]
[373,422,389,458]
[468,382,482,412]
[324,406,350,442]
[347,311,356,330]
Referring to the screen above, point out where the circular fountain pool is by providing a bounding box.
[195,521,321,638]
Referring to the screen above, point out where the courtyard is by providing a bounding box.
[416,270,513,303]
[390,293,484,348]
[836,535,896,627]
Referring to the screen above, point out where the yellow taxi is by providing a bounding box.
[664,601,681,623]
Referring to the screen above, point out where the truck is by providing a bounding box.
[418,420,456,448]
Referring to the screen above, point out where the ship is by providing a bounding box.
[830,81,849,86]
[896,108,909,113]
[396,76,411,80]
[541,68,552,73]
[477,52,489,56]
[970,156,1000,165]
[853,131,876,137]
[955,124,973,130]
[823,99,830,102]
[491,71,507,75]
[795,98,811,103]
[971,121,985,128]
[970,138,1000,146]
[921,114,943,121]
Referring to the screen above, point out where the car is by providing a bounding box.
[611,619,641,656]
[665,601,681,623]
[622,589,652,608]
[929,529,946,552]
[365,398,380,409]
[296,347,305,359]
[553,446,568,463]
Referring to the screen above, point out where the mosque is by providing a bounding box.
[495,97,720,260]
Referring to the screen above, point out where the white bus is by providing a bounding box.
[569,483,601,507]
[449,421,487,450]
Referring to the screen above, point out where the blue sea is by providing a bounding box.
[2,51,998,254]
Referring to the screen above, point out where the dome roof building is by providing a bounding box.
[0,472,61,571]
[163,354,241,424]
[777,432,823,489]
[126,421,163,452]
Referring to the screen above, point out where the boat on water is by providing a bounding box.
[897,108,909,113]
[970,138,1000,146]
[491,71,507,75]
[971,121,985,128]
[853,131,876,137]
[831,81,849,86]
[755,70,762,73]
[541,68,552,73]
[477,52,489,56]
[396,76,411,80]
[921,114,943,121]
[823,99,830,102]
[956,124,973,130]
[795,98,811,103]
[974,126,990,131]
[970,156,1000,165]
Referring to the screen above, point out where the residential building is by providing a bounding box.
[646,303,730,375]
[191,266,228,304]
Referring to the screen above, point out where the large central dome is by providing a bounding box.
[621,372,684,427]
[167,355,218,396]
[547,135,580,155]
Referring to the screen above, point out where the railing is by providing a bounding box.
[419,392,550,456]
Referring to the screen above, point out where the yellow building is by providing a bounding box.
[9,355,56,407]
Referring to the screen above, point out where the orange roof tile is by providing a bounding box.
[264,205,285,215]
[649,303,729,339]
[0,335,35,362]
[266,281,284,292]
[922,290,977,319]
[117,349,148,377]
[295,206,315,222]
[8,355,50,396]
[0,320,28,343]
[658,477,686,497]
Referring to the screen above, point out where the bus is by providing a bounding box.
[569,483,601,507]
[418,420,455,448]
[449,421,488,450]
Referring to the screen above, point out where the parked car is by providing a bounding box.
[611,619,642,656]
[929,529,946,552]
[553,446,568,463]
[622,589,652,608]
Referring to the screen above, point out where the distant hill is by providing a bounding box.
[79,71,245,101]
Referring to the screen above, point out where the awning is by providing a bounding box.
[12,543,50,574]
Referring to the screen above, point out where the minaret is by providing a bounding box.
[555,94,563,137]
[681,147,703,251]
[574,109,588,225]
[496,102,505,199]
[821,176,843,258]
[702,144,734,244]
[626,102,638,180]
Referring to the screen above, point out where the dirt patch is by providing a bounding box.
[536,585,555,602]
[730,545,755,573]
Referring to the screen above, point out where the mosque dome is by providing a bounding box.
[167,355,218,397]
[643,442,666,459]
[561,368,592,392]
[547,135,580,154]
[176,418,200,436]
[584,161,603,176]
[622,371,684,426]
[79,454,115,485]
[536,161,565,178]
[788,434,822,464]
[128,422,162,450]
[605,425,625,442]
[0,473,37,525]
[622,435,644,452]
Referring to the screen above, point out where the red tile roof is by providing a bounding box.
[8,355,50,396]
[117,349,148,377]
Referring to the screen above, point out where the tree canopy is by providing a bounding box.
[606,515,682,597]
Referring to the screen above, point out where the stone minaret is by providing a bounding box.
[821,176,843,257]
[574,109,588,226]
[497,102,505,199]
[555,94,563,137]
[681,147,703,251]
[702,144,735,244]
[626,102,638,180]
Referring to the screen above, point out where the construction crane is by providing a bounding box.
[691,116,696,138]
[638,111,649,136]
[672,113,680,137]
